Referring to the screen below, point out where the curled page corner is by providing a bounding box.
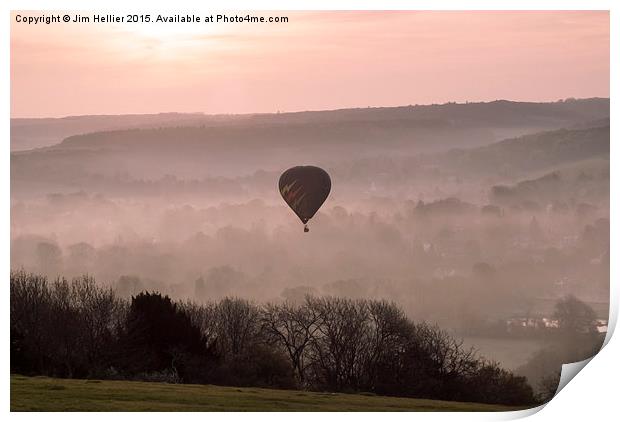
[555,357,594,395]
[504,356,597,419]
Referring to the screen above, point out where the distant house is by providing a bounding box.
[596,319,608,334]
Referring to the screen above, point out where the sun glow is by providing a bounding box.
[105,13,233,60]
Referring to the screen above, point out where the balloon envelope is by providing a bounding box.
[279,166,331,225]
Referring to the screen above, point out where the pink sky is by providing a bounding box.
[11,11,609,118]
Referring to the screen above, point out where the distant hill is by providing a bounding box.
[11,98,609,151]
[10,113,225,151]
[10,102,610,199]
[438,124,609,177]
[331,125,609,187]
[489,158,609,206]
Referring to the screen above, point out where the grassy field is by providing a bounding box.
[10,375,526,412]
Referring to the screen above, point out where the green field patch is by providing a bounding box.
[10,375,529,412]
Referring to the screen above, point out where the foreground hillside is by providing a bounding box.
[10,375,524,412]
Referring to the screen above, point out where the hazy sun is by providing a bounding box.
[112,17,227,58]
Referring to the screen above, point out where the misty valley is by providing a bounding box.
[10,99,609,403]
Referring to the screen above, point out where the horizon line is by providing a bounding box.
[10,97,610,121]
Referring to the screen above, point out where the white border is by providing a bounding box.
[3,1,617,421]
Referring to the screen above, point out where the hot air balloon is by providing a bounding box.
[279,166,331,232]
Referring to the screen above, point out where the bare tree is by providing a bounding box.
[261,300,320,385]
[305,296,370,390]
[363,300,412,389]
[213,297,261,356]
[72,275,123,374]
[49,277,81,377]
[10,270,51,373]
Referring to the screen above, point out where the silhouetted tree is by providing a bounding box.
[262,300,320,386]
[11,272,536,405]
[119,292,215,382]
[10,271,51,374]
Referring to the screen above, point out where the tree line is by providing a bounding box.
[10,270,536,406]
